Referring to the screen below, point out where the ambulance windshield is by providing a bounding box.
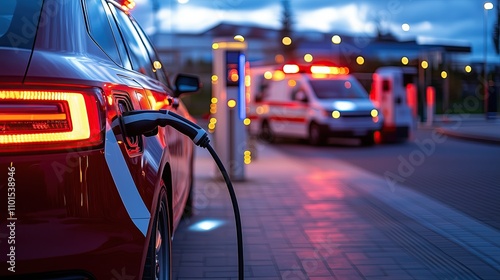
[309,78,368,99]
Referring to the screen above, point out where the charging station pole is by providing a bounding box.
[211,38,247,181]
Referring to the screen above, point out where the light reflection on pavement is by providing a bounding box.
[172,143,500,279]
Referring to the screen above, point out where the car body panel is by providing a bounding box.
[0,49,31,83]
[0,0,195,278]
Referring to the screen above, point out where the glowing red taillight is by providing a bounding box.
[0,90,103,153]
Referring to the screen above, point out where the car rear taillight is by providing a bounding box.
[0,90,103,153]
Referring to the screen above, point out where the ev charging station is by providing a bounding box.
[211,38,247,181]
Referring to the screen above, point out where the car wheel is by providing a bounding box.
[260,121,275,143]
[309,123,325,146]
[144,191,171,280]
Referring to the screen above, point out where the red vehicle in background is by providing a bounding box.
[0,0,199,279]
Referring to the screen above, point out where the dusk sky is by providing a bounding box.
[132,0,500,62]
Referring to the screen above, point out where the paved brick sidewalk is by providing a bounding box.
[172,142,500,279]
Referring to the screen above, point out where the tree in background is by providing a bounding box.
[279,0,296,61]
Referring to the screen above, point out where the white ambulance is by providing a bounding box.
[370,67,417,142]
[248,64,383,145]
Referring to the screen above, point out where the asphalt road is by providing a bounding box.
[272,128,500,231]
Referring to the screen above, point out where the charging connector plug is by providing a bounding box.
[120,110,244,280]
[121,110,210,147]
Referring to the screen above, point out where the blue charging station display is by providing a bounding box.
[212,40,247,181]
[226,51,240,87]
[226,51,246,120]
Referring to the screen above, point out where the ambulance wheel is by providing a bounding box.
[143,190,172,280]
[260,121,275,143]
[309,123,326,146]
[360,133,375,146]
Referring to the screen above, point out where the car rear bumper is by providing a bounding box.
[0,151,146,278]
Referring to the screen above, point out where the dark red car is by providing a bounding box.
[0,0,199,279]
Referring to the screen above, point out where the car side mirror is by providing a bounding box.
[174,74,201,97]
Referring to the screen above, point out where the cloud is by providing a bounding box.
[130,0,497,60]
[206,3,282,29]
[410,21,433,33]
[167,0,274,11]
[154,3,282,33]
[295,4,375,34]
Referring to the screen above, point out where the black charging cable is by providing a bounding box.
[205,144,244,280]
[121,110,244,280]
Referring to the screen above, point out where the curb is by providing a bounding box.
[436,127,500,146]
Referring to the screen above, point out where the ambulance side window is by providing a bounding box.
[288,79,307,103]
[291,86,308,103]
[255,75,269,102]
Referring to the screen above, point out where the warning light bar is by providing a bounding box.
[283,64,300,74]
[310,66,349,75]
[282,64,349,75]
[120,0,136,11]
[0,90,103,153]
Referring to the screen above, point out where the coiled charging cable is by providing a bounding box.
[121,110,244,280]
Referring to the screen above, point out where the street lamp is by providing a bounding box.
[331,35,341,63]
[282,36,292,46]
[484,1,493,119]
[331,35,341,44]
[402,23,410,32]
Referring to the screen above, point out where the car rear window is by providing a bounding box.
[84,0,122,66]
[0,0,43,49]
[309,77,369,99]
